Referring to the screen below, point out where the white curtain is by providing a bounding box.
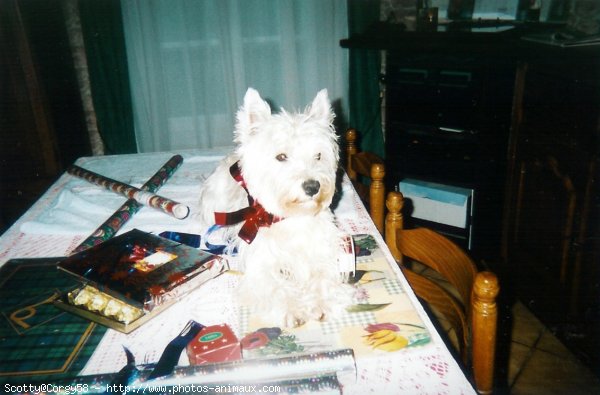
[121,0,349,153]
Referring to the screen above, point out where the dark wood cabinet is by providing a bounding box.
[384,50,515,259]
[341,23,523,261]
[502,48,600,370]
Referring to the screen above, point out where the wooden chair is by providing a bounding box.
[385,191,500,394]
[344,128,385,234]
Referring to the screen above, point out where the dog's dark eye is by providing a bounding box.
[276,153,288,162]
[315,153,321,161]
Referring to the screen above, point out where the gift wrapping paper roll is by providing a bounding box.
[71,155,183,253]
[151,348,356,387]
[63,372,342,394]
[68,163,189,220]
[61,349,353,394]
[149,373,343,394]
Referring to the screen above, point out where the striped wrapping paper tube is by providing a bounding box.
[157,348,356,388]
[71,155,183,253]
[59,348,354,394]
[68,163,190,220]
[64,373,342,394]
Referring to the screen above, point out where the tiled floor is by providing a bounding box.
[504,301,600,394]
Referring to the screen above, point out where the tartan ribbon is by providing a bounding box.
[214,161,281,244]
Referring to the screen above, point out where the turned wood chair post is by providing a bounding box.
[384,190,500,394]
[471,271,500,395]
[385,191,404,263]
[370,163,385,234]
[345,128,385,234]
[346,128,358,181]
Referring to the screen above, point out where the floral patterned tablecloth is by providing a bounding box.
[0,149,475,394]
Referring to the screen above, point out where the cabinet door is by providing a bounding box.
[506,62,599,328]
[503,50,600,375]
[512,156,576,312]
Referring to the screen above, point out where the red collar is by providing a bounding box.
[214,162,282,243]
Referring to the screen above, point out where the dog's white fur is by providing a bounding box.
[198,88,353,327]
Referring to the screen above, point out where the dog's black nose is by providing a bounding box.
[302,180,320,197]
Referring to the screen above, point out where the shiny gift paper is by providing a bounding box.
[55,229,228,333]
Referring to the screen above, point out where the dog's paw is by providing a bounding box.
[309,308,326,322]
[283,313,306,328]
[309,304,331,322]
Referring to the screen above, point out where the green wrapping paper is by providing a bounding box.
[71,155,183,254]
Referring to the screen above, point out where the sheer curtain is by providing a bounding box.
[121,0,348,153]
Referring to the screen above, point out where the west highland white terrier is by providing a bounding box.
[198,88,354,327]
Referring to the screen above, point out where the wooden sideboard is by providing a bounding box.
[502,43,600,370]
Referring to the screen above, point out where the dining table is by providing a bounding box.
[0,148,476,394]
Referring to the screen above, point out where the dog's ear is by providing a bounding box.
[307,89,335,126]
[237,88,272,132]
[235,88,272,144]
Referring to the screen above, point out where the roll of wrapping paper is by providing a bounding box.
[150,349,356,387]
[63,373,342,394]
[60,349,354,393]
[68,163,189,220]
[71,155,183,254]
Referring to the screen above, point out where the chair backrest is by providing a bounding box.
[344,128,385,234]
[385,191,499,395]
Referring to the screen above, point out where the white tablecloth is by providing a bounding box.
[0,149,475,394]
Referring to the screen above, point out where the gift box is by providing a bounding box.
[186,324,242,365]
[55,229,228,333]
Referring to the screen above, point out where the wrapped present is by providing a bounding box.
[186,324,242,365]
[55,229,228,333]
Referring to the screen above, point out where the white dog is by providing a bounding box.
[198,88,353,327]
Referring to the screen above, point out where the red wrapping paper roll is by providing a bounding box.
[68,164,189,219]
